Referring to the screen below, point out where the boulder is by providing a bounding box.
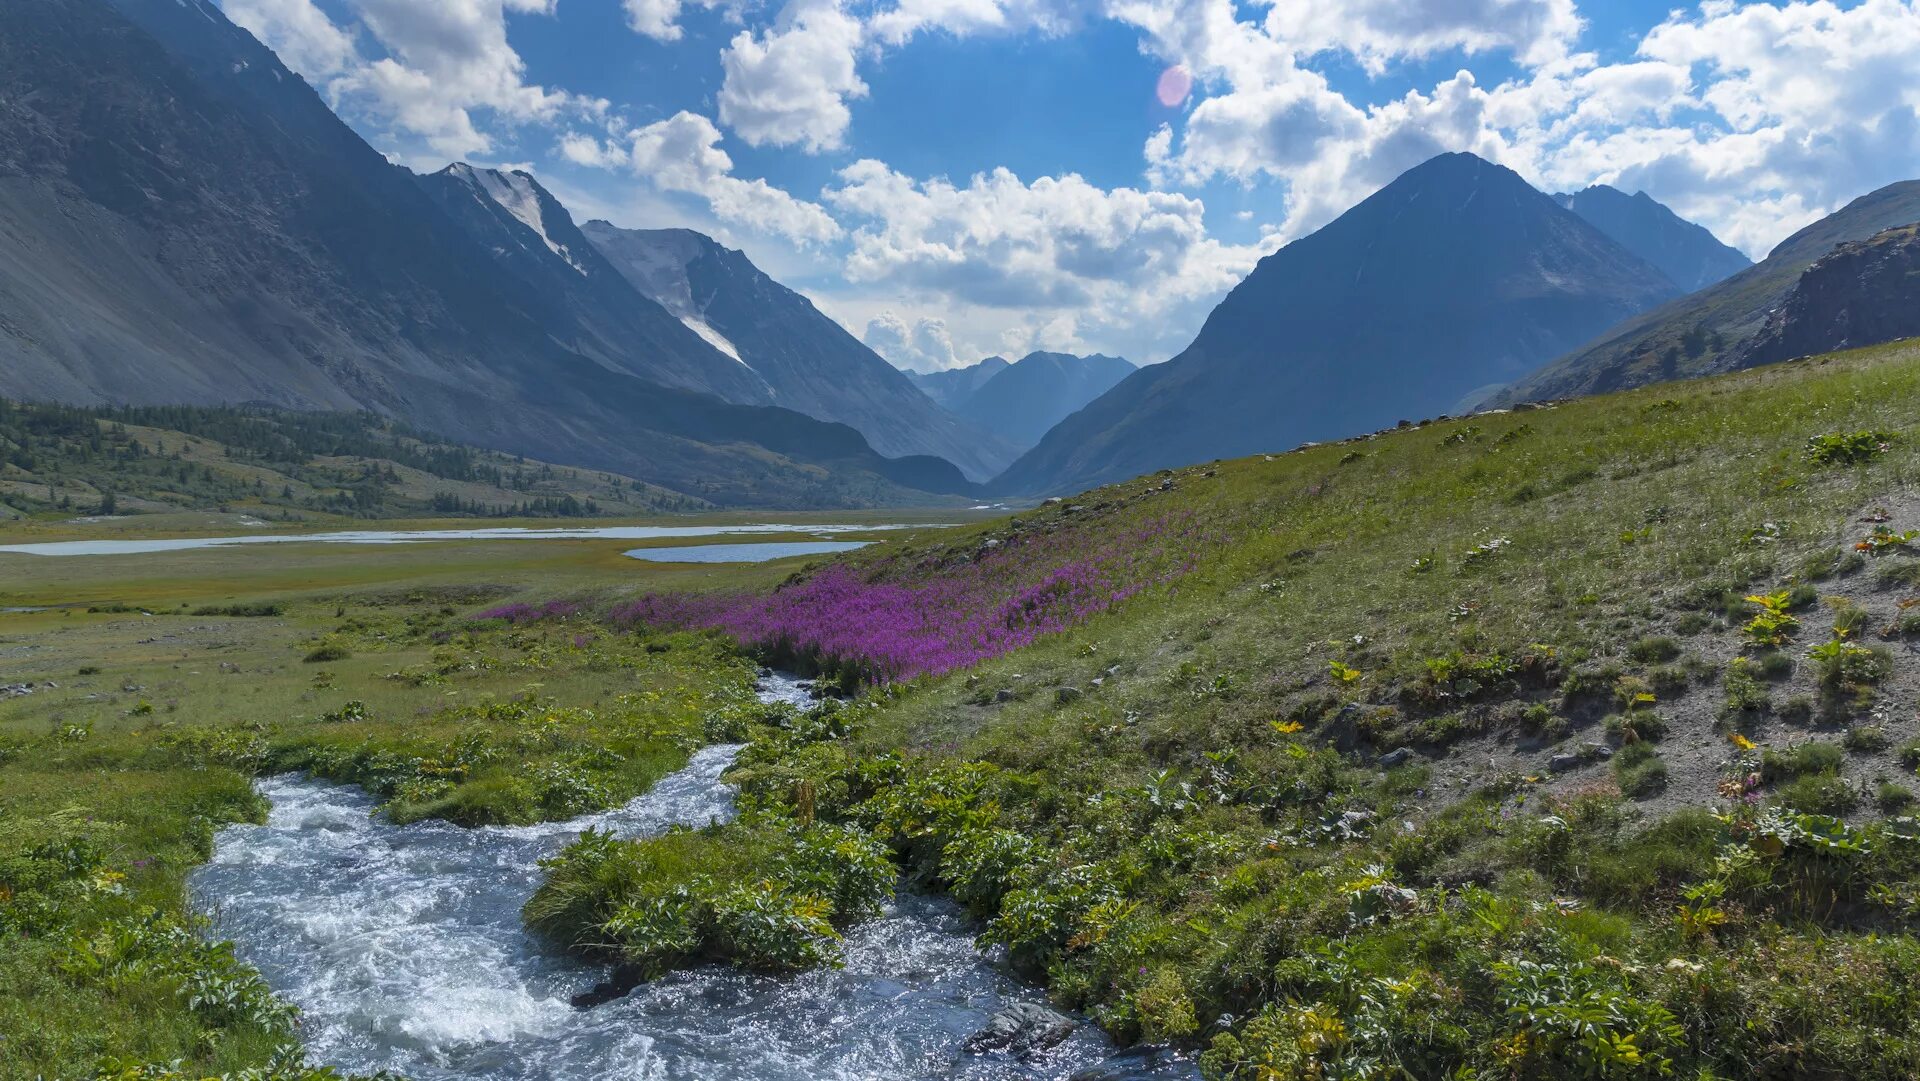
[964,1002,1076,1057]
[1379,748,1416,769]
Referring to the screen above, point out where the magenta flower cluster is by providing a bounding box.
[476,599,584,625]
[610,512,1219,683]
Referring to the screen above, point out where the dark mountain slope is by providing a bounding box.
[1555,185,1750,292]
[993,152,1680,495]
[1504,179,1920,402]
[0,0,970,506]
[909,357,1010,410]
[1739,223,1920,368]
[583,223,1020,481]
[416,166,771,403]
[954,351,1135,449]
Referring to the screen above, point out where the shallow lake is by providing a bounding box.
[190,673,1196,1081]
[623,540,869,563]
[0,523,928,558]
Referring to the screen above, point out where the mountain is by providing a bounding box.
[1554,186,1751,292]
[415,165,770,403]
[0,0,974,507]
[1738,223,1920,368]
[580,223,1019,481]
[1503,178,1920,403]
[908,357,1011,410]
[951,352,1136,449]
[992,152,1681,495]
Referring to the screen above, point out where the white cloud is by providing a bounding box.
[1130,0,1920,259]
[624,0,687,40]
[221,0,604,158]
[222,0,359,76]
[824,159,1277,363]
[564,112,843,244]
[717,0,868,152]
[862,311,963,370]
[1264,0,1581,72]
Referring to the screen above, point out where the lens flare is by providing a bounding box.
[1155,65,1192,108]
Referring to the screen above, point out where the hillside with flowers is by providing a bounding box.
[544,337,1920,1079]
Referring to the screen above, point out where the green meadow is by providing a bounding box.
[13,341,1920,1078]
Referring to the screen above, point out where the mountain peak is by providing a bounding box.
[1549,184,1750,292]
[439,163,582,272]
[993,152,1680,494]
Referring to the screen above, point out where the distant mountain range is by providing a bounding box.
[909,358,1011,411]
[1554,186,1752,292]
[909,352,1135,450]
[1503,179,1920,403]
[581,223,1017,481]
[992,153,1683,495]
[0,0,981,506]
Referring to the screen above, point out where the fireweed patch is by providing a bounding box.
[610,513,1223,684]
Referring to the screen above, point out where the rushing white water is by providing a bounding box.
[191,673,1195,1081]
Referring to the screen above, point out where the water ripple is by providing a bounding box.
[191,673,1195,1081]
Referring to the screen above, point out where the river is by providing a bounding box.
[189,673,1197,1081]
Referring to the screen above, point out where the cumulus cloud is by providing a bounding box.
[1130,0,1920,257]
[562,112,843,244]
[862,311,963,370]
[718,0,868,152]
[1264,0,1581,72]
[824,159,1278,363]
[623,0,688,40]
[222,0,359,76]
[221,0,603,158]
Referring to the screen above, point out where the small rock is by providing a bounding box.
[1549,754,1582,772]
[1055,686,1083,704]
[963,1002,1076,1057]
[993,689,1015,704]
[1379,748,1416,769]
[1581,741,1613,760]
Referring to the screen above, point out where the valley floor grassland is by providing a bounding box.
[13,342,1920,1079]
[0,520,954,1080]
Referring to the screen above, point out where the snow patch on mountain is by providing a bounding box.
[587,227,751,367]
[450,165,586,276]
[680,315,745,366]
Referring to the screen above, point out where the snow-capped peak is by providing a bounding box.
[447,164,587,276]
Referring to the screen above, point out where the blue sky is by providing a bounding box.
[222,0,1920,370]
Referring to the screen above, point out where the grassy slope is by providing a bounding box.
[16,342,1920,1076]
[704,340,1920,1078]
[0,401,708,523]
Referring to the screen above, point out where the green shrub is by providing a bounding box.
[1809,639,1892,690]
[1776,774,1858,815]
[1844,725,1890,753]
[1728,660,1766,718]
[1613,743,1668,797]
[1805,429,1896,465]
[524,820,894,975]
[1627,636,1681,663]
[1901,739,1920,770]
[303,637,353,663]
[1762,741,1845,781]
[1876,781,1915,812]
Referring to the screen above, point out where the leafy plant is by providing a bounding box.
[1805,429,1897,465]
[1741,591,1801,649]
